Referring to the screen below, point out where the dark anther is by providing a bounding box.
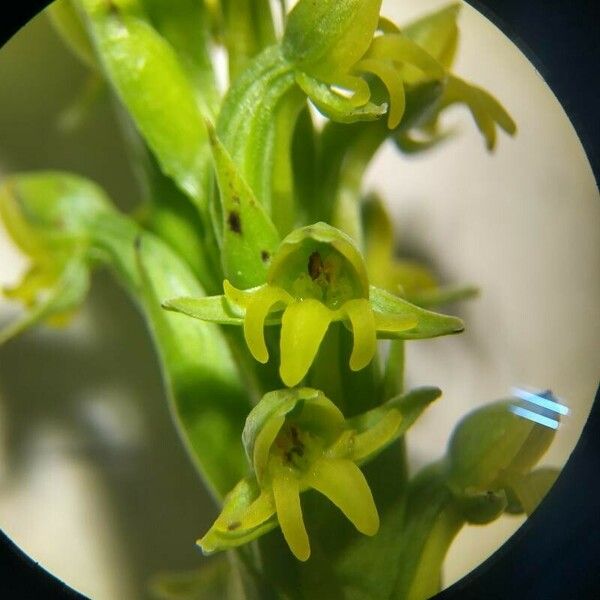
[228,211,242,234]
[308,251,324,280]
[290,425,299,442]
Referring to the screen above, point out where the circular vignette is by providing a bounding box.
[1,5,88,600]
[0,1,599,599]
[435,2,600,599]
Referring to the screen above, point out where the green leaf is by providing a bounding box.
[0,171,250,498]
[206,124,281,288]
[140,0,219,116]
[80,0,211,208]
[369,286,465,339]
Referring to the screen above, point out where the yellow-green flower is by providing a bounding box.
[164,222,465,387]
[282,0,515,148]
[363,195,478,308]
[0,174,94,344]
[199,387,417,561]
[283,0,444,128]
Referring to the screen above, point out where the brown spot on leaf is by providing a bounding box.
[261,250,271,263]
[227,521,241,531]
[228,211,242,234]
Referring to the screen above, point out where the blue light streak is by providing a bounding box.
[511,387,569,416]
[510,405,560,430]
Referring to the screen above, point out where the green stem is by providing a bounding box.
[392,463,464,600]
[384,339,405,399]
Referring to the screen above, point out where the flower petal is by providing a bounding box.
[239,490,276,530]
[343,298,377,371]
[272,472,310,561]
[355,58,406,128]
[243,285,292,363]
[253,414,286,483]
[279,299,333,387]
[304,458,379,536]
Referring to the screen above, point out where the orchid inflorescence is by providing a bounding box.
[0,0,560,597]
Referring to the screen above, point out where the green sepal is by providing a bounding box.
[403,3,461,70]
[347,386,442,459]
[369,286,465,339]
[295,71,387,124]
[282,0,382,80]
[80,0,211,207]
[505,467,560,516]
[206,124,281,289]
[162,294,245,325]
[199,478,278,555]
[241,388,342,475]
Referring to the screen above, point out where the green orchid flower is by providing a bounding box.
[0,174,101,344]
[363,195,478,308]
[445,395,561,520]
[164,222,464,387]
[199,386,441,561]
[282,0,445,128]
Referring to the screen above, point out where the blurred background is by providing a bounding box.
[0,1,598,598]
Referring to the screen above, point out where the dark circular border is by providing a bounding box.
[1,0,599,598]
